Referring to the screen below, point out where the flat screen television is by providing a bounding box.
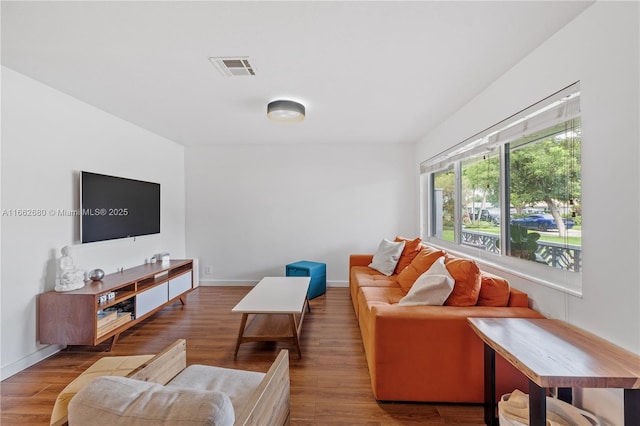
[80,171,160,244]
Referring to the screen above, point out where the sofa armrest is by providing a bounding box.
[350,254,373,269]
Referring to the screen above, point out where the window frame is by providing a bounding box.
[419,83,582,295]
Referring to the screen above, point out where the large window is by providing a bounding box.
[432,167,455,242]
[460,149,500,250]
[421,83,581,292]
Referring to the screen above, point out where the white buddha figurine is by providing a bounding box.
[55,245,86,292]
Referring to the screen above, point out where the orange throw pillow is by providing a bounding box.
[397,245,445,292]
[393,236,423,274]
[477,272,510,307]
[443,255,481,306]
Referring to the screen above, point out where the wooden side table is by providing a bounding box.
[468,317,640,426]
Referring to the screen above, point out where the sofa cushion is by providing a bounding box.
[393,236,423,274]
[477,272,511,307]
[397,245,445,292]
[368,238,405,276]
[359,286,406,306]
[443,255,481,306]
[68,376,235,426]
[399,257,454,306]
[507,288,530,307]
[167,364,265,417]
[351,266,399,288]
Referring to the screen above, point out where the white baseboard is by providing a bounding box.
[198,279,259,286]
[1,344,64,381]
[198,279,348,287]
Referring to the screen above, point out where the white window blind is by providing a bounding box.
[421,82,580,174]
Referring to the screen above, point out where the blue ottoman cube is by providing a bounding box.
[286,261,326,299]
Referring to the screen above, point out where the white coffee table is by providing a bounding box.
[232,276,311,359]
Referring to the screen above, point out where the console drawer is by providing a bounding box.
[169,272,192,300]
[136,282,168,318]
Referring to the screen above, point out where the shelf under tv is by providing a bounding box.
[38,259,194,350]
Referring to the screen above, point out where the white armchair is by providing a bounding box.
[52,340,290,426]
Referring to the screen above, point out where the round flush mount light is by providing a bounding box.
[267,100,305,123]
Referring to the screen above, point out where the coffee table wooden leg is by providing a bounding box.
[289,314,302,359]
[234,313,249,359]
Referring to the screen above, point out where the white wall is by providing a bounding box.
[0,68,187,379]
[186,143,416,285]
[416,3,638,424]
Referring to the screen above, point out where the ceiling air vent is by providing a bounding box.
[209,57,256,77]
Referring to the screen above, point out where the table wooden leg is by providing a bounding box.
[108,333,119,352]
[289,314,302,359]
[529,380,546,426]
[234,313,248,359]
[624,388,640,425]
[483,343,497,426]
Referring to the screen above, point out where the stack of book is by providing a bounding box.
[97,310,132,338]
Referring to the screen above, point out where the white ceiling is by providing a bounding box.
[1,1,593,146]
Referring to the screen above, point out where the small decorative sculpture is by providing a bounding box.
[88,269,105,281]
[55,245,86,292]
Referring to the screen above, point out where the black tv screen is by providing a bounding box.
[81,171,160,243]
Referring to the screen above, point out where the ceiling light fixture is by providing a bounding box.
[267,100,305,123]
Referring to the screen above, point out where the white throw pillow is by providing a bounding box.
[398,256,453,306]
[369,238,405,276]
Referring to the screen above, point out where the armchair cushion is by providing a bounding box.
[167,364,265,416]
[68,376,235,426]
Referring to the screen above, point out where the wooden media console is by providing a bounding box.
[39,259,194,350]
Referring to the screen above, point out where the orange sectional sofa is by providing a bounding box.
[350,239,545,403]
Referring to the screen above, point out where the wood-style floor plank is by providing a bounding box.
[1,287,483,425]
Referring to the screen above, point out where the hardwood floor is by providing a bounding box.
[1,287,484,425]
